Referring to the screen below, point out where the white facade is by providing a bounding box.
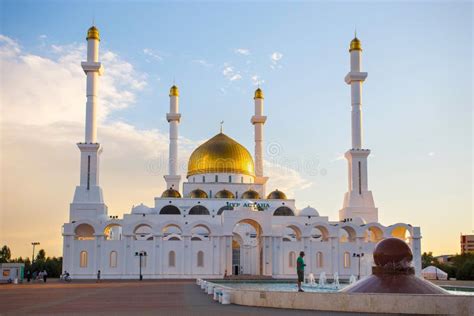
[62,27,422,280]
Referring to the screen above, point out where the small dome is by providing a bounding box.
[161,188,181,198]
[254,88,264,99]
[169,85,179,97]
[215,189,235,199]
[87,26,100,41]
[266,189,287,200]
[349,37,361,52]
[299,206,319,217]
[241,190,260,199]
[132,203,151,214]
[189,189,208,198]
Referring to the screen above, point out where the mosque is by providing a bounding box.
[62,26,422,279]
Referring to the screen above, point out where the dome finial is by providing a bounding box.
[254,87,264,99]
[220,120,224,133]
[350,32,362,52]
[169,85,179,97]
[87,25,100,41]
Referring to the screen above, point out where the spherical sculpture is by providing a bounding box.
[373,237,413,268]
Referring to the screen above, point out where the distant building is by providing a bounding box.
[460,234,474,254]
[434,255,453,265]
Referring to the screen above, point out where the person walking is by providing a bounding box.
[43,270,48,283]
[26,270,31,282]
[297,251,306,292]
[97,270,101,283]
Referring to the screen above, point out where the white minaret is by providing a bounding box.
[164,85,182,191]
[251,88,268,191]
[339,36,378,224]
[70,26,107,221]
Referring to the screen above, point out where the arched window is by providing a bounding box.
[273,207,294,216]
[344,252,351,268]
[159,205,181,215]
[75,224,95,240]
[169,251,176,267]
[316,252,323,268]
[197,251,204,267]
[80,251,88,268]
[188,205,210,215]
[110,251,118,268]
[289,251,296,268]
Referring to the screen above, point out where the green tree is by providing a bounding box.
[421,252,435,268]
[456,260,474,280]
[0,245,11,263]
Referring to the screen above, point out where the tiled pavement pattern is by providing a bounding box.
[0,280,408,315]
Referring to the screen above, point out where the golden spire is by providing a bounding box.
[87,26,100,41]
[169,85,179,97]
[254,88,264,99]
[349,36,361,52]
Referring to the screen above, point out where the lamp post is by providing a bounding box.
[31,242,40,264]
[135,251,147,281]
[353,252,364,280]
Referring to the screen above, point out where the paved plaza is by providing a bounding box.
[0,280,401,315]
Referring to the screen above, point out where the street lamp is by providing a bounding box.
[31,242,40,264]
[353,252,364,280]
[135,251,147,281]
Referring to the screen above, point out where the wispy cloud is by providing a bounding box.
[192,59,212,67]
[222,64,242,81]
[235,48,250,56]
[251,75,264,86]
[270,51,283,69]
[143,48,163,61]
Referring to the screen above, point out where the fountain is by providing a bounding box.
[318,272,326,287]
[307,273,316,286]
[349,274,357,285]
[333,272,340,289]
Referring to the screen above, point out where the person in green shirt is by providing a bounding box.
[297,251,306,292]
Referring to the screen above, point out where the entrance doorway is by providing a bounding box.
[232,219,263,276]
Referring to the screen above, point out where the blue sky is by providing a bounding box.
[0,1,472,256]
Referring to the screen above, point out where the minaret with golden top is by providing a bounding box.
[340,35,378,224]
[164,85,182,191]
[251,88,268,190]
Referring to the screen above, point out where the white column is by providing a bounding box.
[164,85,182,191]
[251,89,268,190]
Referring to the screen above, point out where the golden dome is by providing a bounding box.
[189,189,208,199]
[87,26,100,41]
[215,189,235,199]
[187,133,255,177]
[241,190,260,199]
[161,188,181,198]
[266,189,287,200]
[254,88,264,99]
[349,37,362,52]
[170,85,179,97]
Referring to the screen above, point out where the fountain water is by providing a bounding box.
[349,274,357,284]
[307,273,316,286]
[333,272,340,289]
[318,272,326,287]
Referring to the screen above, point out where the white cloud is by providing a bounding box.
[222,64,242,82]
[143,48,163,61]
[428,152,435,157]
[251,75,264,86]
[271,51,283,63]
[265,160,312,198]
[192,59,212,67]
[235,48,250,56]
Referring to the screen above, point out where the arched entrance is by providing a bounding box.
[232,219,263,276]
